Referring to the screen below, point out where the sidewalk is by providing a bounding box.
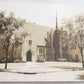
[0,62,84,74]
[8,62,67,74]
[1,62,84,81]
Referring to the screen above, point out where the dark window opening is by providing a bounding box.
[29,40,32,46]
[39,47,45,56]
[26,51,32,61]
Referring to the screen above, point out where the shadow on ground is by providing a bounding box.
[49,66,84,71]
[0,69,9,72]
[0,68,37,75]
[17,72,37,75]
[77,74,84,80]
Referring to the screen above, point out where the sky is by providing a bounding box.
[0,0,84,28]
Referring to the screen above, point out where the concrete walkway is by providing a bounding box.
[0,62,84,74]
[0,62,84,81]
[2,62,67,74]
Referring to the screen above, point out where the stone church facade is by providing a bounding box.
[21,22,54,62]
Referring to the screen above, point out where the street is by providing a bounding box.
[0,62,84,81]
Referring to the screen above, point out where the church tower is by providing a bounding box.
[56,11,58,30]
[53,11,60,61]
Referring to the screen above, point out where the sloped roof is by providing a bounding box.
[22,22,53,46]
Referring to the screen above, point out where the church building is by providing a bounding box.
[21,22,54,62]
[12,14,82,63]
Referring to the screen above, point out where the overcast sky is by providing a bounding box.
[0,0,84,28]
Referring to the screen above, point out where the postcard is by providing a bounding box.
[0,0,84,84]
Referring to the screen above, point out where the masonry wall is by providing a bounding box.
[21,36,38,62]
[68,45,82,62]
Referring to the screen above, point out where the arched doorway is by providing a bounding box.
[26,51,32,61]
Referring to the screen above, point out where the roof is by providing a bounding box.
[22,22,53,46]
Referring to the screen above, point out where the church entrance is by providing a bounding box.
[26,51,32,61]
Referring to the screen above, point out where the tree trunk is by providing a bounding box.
[5,43,9,69]
[80,48,84,67]
[82,50,84,67]
[12,44,14,62]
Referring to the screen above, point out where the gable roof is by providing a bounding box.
[22,22,53,46]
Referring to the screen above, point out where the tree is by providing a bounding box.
[45,29,54,61]
[53,29,60,61]
[60,14,84,62]
[0,11,29,69]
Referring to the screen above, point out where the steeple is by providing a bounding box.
[56,11,58,30]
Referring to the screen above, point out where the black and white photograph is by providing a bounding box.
[0,0,84,83]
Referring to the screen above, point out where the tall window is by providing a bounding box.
[29,40,32,46]
[39,47,42,55]
[39,47,44,56]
